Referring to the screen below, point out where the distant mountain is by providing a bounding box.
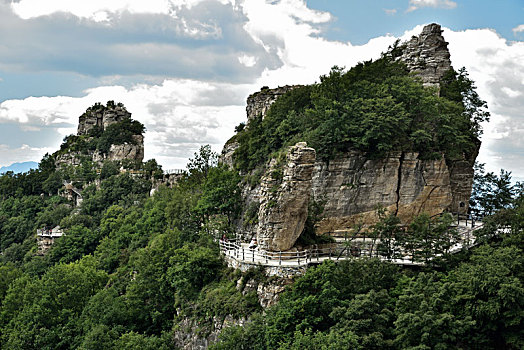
[0,161,38,174]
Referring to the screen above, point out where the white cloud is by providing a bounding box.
[383,8,397,16]
[11,0,173,21]
[2,0,524,181]
[0,144,54,167]
[241,0,396,87]
[238,54,257,67]
[10,0,237,22]
[513,24,524,35]
[407,0,457,12]
[445,27,524,177]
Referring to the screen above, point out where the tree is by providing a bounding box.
[470,163,515,215]
[373,208,404,260]
[448,246,524,348]
[195,164,241,227]
[394,273,475,349]
[186,145,218,183]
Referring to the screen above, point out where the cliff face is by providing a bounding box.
[224,23,479,251]
[77,104,131,135]
[256,142,316,251]
[311,151,455,234]
[246,85,301,124]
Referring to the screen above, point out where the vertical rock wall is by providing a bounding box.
[256,142,316,251]
[225,23,478,251]
[246,85,301,124]
[311,151,455,234]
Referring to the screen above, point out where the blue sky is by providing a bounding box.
[307,0,524,44]
[0,0,523,181]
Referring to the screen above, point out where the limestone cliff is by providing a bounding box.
[246,85,301,124]
[77,103,131,135]
[223,23,479,252]
[256,142,316,251]
[311,151,456,234]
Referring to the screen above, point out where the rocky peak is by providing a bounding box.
[77,102,132,135]
[246,85,301,124]
[400,23,452,88]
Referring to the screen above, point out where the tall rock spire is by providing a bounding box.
[400,23,452,89]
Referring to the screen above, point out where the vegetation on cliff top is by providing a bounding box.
[58,101,145,157]
[233,49,489,171]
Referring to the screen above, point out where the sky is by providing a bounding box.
[0,0,523,181]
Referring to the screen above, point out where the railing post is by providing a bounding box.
[242,247,244,261]
[329,247,332,260]
[279,251,282,265]
[252,249,255,262]
[317,248,319,262]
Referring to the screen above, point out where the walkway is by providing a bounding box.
[219,218,487,268]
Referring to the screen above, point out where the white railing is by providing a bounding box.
[164,169,187,175]
[219,218,487,267]
[36,228,64,238]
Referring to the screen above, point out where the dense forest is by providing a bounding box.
[0,55,522,349]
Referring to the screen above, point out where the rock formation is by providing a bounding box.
[311,151,459,234]
[399,23,451,89]
[56,103,144,169]
[77,103,131,135]
[256,142,316,251]
[246,85,301,124]
[223,23,479,251]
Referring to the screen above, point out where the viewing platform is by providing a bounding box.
[36,226,64,255]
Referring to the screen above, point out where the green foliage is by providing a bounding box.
[187,144,218,184]
[47,225,102,264]
[167,243,223,302]
[470,163,518,215]
[81,173,150,219]
[0,256,107,349]
[96,118,145,154]
[233,59,486,172]
[100,161,120,179]
[196,164,242,226]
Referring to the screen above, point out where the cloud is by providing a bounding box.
[513,24,524,35]
[0,144,55,167]
[238,54,257,67]
[1,0,523,181]
[407,0,457,12]
[383,8,397,16]
[0,1,275,83]
[445,27,524,178]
